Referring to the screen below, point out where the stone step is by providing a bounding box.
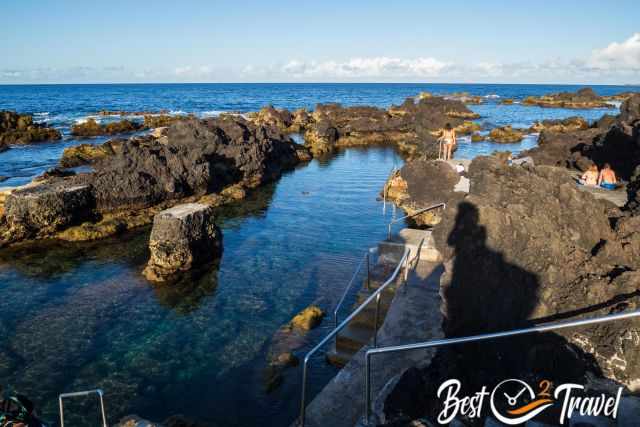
[325,347,355,368]
[336,324,374,352]
[379,228,441,263]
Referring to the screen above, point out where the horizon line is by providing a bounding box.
[1,81,639,87]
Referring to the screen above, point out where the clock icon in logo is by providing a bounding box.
[490,379,554,425]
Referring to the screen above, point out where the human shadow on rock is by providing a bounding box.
[382,202,604,426]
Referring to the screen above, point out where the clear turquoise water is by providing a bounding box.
[0,147,403,426]
[1,83,638,426]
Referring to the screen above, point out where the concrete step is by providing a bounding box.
[355,289,395,308]
[336,324,374,352]
[325,347,354,368]
[379,228,441,263]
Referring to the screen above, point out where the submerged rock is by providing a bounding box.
[470,132,486,142]
[71,118,144,137]
[522,87,613,109]
[0,111,61,145]
[143,203,222,282]
[288,305,325,330]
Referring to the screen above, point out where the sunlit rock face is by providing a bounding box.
[143,203,222,282]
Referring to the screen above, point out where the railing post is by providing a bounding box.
[373,292,381,348]
[366,252,371,291]
[300,356,310,427]
[364,352,372,425]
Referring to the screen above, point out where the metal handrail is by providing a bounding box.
[59,389,107,427]
[387,203,446,239]
[333,248,377,349]
[299,247,411,427]
[363,309,640,424]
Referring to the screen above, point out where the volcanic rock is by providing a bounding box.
[143,203,222,282]
[522,87,613,109]
[487,125,526,143]
[3,183,95,240]
[529,116,589,133]
[71,118,144,137]
[0,111,61,145]
[383,160,460,226]
[60,139,125,167]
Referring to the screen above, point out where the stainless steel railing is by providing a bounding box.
[333,247,377,350]
[363,309,640,424]
[299,247,411,427]
[59,389,107,427]
[382,166,398,215]
[387,203,446,239]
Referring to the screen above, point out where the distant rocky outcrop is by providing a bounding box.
[71,118,144,137]
[0,111,61,146]
[0,116,309,246]
[304,96,479,158]
[529,116,589,133]
[522,87,613,109]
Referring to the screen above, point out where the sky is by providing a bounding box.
[1,0,639,84]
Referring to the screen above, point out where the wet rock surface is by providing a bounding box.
[523,87,614,109]
[381,155,640,425]
[0,111,61,146]
[143,203,221,282]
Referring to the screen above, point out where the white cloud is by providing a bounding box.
[279,57,450,79]
[589,33,640,70]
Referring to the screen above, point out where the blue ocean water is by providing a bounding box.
[0,83,637,186]
[0,84,637,426]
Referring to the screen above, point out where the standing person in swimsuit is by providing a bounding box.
[440,123,456,161]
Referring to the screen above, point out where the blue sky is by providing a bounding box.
[1,0,639,84]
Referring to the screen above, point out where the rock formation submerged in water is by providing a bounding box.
[0,116,310,247]
[247,94,480,158]
[0,111,61,148]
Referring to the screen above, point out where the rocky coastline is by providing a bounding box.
[377,94,640,426]
[246,94,480,158]
[0,115,310,248]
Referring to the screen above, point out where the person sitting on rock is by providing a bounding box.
[579,164,599,187]
[439,123,456,161]
[598,163,617,190]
